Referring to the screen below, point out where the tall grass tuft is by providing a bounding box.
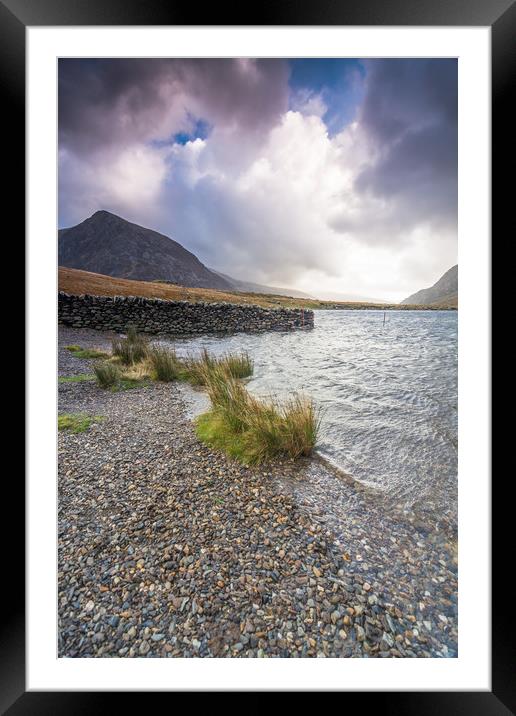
[119,357,153,382]
[182,348,253,385]
[277,395,320,460]
[219,351,254,379]
[93,361,121,388]
[148,345,182,382]
[195,365,319,464]
[201,364,251,432]
[111,325,149,365]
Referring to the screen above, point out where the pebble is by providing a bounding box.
[58,327,458,659]
[139,640,150,656]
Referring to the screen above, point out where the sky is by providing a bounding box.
[58,58,457,302]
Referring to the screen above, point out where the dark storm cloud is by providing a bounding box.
[59,59,169,152]
[57,58,458,300]
[58,58,290,154]
[348,59,458,233]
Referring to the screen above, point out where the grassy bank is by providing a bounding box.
[64,328,319,463]
[59,266,456,310]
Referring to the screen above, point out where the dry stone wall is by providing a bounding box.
[58,292,314,335]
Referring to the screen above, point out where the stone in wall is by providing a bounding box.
[58,292,315,335]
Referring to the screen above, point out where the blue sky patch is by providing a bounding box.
[288,59,367,135]
[151,116,212,148]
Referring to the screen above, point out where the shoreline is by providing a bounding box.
[58,326,458,658]
[178,380,457,539]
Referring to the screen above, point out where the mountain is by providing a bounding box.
[58,210,315,299]
[213,271,313,299]
[58,210,233,291]
[401,265,458,306]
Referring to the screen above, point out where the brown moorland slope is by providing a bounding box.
[58,267,318,309]
[58,266,456,310]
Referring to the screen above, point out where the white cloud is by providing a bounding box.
[290,88,328,118]
[58,59,457,302]
[59,144,169,228]
[138,109,453,300]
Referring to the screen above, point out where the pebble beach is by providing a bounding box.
[58,326,458,658]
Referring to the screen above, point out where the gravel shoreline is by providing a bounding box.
[58,326,458,658]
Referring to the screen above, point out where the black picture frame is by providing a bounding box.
[6,0,507,710]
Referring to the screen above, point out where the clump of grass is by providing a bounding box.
[275,395,320,460]
[245,393,319,462]
[200,364,250,431]
[65,345,109,359]
[58,373,95,383]
[111,325,149,365]
[120,357,153,381]
[180,349,213,385]
[93,359,150,391]
[181,348,253,386]
[58,413,103,433]
[93,361,121,388]
[195,366,319,465]
[148,345,182,382]
[219,351,254,379]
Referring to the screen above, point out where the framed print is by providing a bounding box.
[5,0,508,709]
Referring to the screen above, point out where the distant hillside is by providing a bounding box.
[59,210,314,299]
[59,266,454,312]
[58,210,232,291]
[58,266,324,310]
[401,265,458,306]
[213,271,313,299]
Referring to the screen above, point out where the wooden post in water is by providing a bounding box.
[383,311,386,325]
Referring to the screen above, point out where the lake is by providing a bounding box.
[165,310,458,530]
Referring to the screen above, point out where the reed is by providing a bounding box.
[196,365,319,464]
[111,325,149,365]
[147,345,182,382]
[93,361,121,388]
[181,348,253,385]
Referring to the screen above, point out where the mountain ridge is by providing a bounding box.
[58,211,311,299]
[213,271,313,299]
[401,265,458,306]
[58,210,233,291]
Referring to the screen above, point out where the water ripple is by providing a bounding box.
[163,309,457,529]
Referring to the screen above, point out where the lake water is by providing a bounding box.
[165,310,457,529]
